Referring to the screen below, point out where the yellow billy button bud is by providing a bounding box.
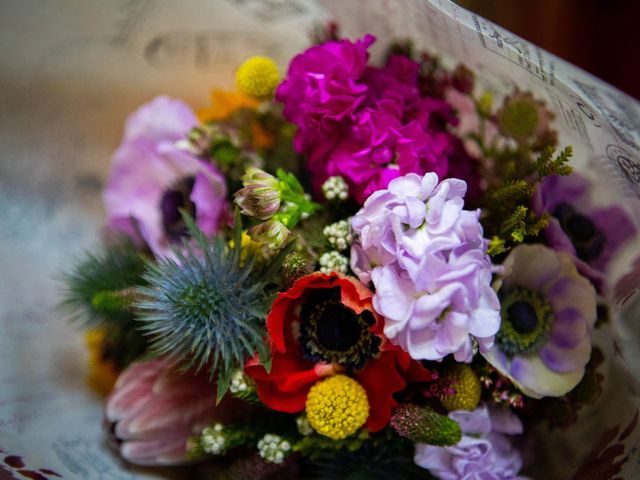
[236,56,280,100]
[305,375,370,440]
[439,363,482,412]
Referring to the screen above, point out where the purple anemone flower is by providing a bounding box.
[351,172,500,362]
[414,404,526,480]
[484,244,597,398]
[533,173,636,292]
[104,96,227,258]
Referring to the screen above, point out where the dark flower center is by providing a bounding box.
[497,288,553,356]
[553,202,605,262]
[316,304,362,351]
[298,287,380,371]
[160,176,196,242]
[507,301,538,334]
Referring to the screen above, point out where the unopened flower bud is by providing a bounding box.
[234,168,282,220]
[257,433,291,464]
[249,218,290,250]
[282,252,312,286]
[322,176,349,201]
[319,251,348,274]
[324,220,352,251]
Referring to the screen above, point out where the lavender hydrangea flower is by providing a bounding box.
[414,404,526,480]
[104,96,227,258]
[351,172,500,362]
[533,173,636,292]
[484,244,597,398]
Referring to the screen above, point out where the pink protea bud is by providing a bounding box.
[105,358,253,466]
[248,218,290,250]
[234,168,282,220]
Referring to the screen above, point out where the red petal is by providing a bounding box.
[355,352,408,432]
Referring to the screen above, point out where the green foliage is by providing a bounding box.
[136,213,275,401]
[60,241,148,326]
[294,430,370,461]
[535,145,573,177]
[481,144,571,255]
[274,168,321,229]
[300,429,434,480]
[59,241,149,369]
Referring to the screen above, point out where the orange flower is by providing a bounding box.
[198,89,259,123]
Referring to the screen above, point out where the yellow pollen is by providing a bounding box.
[236,56,280,100]
[305,375,369,440]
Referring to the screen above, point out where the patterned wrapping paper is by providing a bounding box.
[1,1,639,478]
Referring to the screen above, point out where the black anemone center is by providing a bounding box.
[553,202,605,261]
[298,287,380,371]
[316,304,362,351]
[160,176,196,242]
[497,287,554,356]
[507,301,537,334]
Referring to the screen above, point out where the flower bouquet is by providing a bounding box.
[60,15,639,480]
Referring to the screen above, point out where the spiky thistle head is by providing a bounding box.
[136,214,272,401]
[59,241,148,326]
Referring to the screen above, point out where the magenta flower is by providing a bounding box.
[325,106,451,204]
[533,173,636,292]
[351,172,500,362]
[414,404,526,480]
[484,244,597,398]
[275,35,374,154]
[103,96,227,258]
[105,358,251,465]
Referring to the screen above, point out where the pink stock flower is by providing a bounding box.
[351,172,500,362]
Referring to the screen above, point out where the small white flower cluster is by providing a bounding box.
[296,414,314,436]
[323,219,352,251]
[257,433,291,464]
[322,176,349,201]
[229,369,251,394]
[201,423,226,455]
[319,251,349,274]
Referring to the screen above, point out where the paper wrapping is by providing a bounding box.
[1,1,638,478]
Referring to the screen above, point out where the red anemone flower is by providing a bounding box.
[245,272,433,432]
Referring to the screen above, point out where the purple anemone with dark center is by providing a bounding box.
[104,96,227,258]
[533,173,636,292]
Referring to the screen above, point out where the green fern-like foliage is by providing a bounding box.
[481,145,572,255]
[535,145,573,177]
[59,241,149,368]
[135,214,272,400]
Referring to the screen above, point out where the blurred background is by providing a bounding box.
[457,0,640,99]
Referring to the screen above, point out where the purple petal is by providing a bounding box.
[549,308,587,348]
[539,337,591,374]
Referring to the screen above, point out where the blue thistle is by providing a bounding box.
[136,213,272,401]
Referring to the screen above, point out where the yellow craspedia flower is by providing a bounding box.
[236,56,280,100]
[305,375,369,440]
[439,363,482,411]
[85,330,118,397]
